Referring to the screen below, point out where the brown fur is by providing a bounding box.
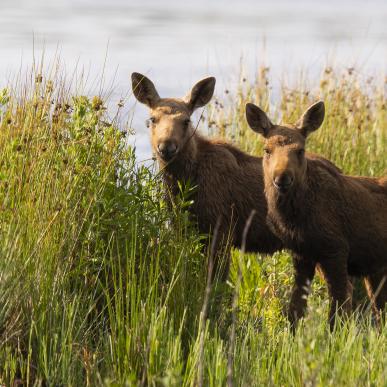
[246,101,387,329]
[132,73,285,280]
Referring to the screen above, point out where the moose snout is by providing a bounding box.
[157,141,178,161]
[273,173,294,193]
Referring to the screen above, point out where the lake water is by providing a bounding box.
[0,0,386,160]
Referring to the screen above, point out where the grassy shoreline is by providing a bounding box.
[0,64,386,386]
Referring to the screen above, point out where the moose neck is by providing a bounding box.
[158,132,200,189]
[266,164,310,227]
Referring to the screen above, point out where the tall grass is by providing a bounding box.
[0,63,386,386]
[210,66,386,176]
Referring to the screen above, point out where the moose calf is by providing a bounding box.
[131,72,284,280]
[246,101,387,329]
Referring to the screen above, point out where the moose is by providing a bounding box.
[131,72,284,281]
[131,73,340,287]
[246,101,387,329]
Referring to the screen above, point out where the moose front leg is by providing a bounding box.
[288,255,316,330]
[320,257,352,330]
[364,270,387,326]
[204,228,234,330]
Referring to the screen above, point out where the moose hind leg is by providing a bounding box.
[320,258,352,330]
[364,271,387,324]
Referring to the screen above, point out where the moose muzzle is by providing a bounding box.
[157,141,178,161]
[273,173,294,194]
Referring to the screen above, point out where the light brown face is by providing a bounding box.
[262,126,306,194]
[147,101,193,162]
[246,101,325,195]
[131,73,216,163]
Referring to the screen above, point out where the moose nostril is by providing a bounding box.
[274,174,293,187]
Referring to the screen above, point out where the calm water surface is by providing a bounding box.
[0,0,385,159]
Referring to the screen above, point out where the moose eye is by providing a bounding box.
[146,116,156,128]
[183,119,190,128]
[297,149,305,157]
[263,148,271,157]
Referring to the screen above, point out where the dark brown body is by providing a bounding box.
[246,101,387,328]
[268,168,387,278]
[162,134,282,259]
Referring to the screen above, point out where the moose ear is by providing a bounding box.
[245,103,273,137]
[185,77,216,112]
[131,72,160,108]
[297,101,325,137]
